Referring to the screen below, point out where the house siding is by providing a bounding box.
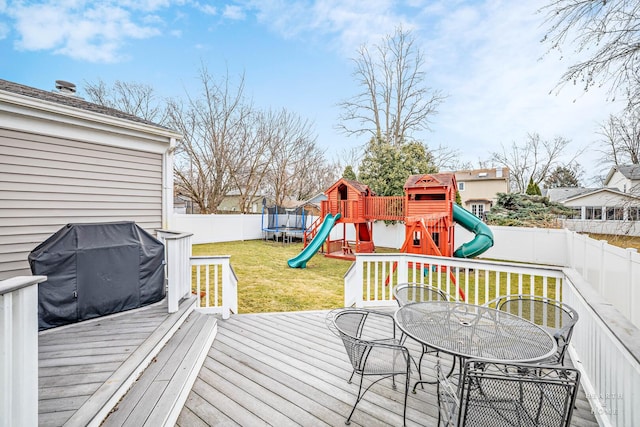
[0,128,163,279]
[454,168,510,214]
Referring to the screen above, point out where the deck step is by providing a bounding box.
[54,296,198,427]
[101,310,218,427]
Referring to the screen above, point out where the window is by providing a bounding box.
[569,207,582,219]
[585,206,602,220]
[471,204,484,218]
[606,207,624,221]
[629,206,640,221]
[458,182,465,191]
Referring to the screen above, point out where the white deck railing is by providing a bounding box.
[157,230,238,319]
[562,269,640,427]
[190,256,238,319]
[348,252,639,427]
[0,275,47,427]
[157,230,194,313]
[345,253,564,307]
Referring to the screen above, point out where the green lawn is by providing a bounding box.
[193,234,635,314]
[193,239,353,313]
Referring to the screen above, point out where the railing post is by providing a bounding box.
[1,276,46,427]
[221,259,231,319]
[628,248,637,326]
[157,230,193,313]
[397,256,408,284]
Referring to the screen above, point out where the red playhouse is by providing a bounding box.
[287,173,493,268]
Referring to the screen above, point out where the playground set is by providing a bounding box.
[287,173,494,270]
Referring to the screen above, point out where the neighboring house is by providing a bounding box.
[452,167,510,218]
[0,79,181,279]
[304,192,327,217]
[547,165,640,236]
[174,194,196,214]
[218,189,264,213]
[604,164,640,194]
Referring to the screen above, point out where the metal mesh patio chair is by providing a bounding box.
[436,359,580,426]
[326,308,411,426]
[486,294,579,365]
[393,283,454,387]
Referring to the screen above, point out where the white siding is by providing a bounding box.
[0,128,163,279]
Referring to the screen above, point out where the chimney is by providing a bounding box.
[496,167,503,178]
[55,80,77,95]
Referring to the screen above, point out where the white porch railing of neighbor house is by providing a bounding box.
[347,253,640,427]
[157,230,238,319]
[0,275,47,427]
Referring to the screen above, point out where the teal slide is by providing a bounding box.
[288,213,341,268]
[452,204,494,258]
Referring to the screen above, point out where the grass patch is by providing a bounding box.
[587,233,640,251]
[193,239,353,313]
[195,233,631,313]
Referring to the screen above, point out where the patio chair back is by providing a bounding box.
[393,283,451,306]
[327,308,411,426]
[489,294,579,365]
[437,359,580,426]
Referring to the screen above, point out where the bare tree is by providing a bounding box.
[263,109,321,205]
[168,68,253,213]
[84,79,168,123]
[227,110,276,213]
[597,110,640,166]
[431,143,471,171]
[541,0,640,108]
[491,133,578,193]
[337,26,445,145]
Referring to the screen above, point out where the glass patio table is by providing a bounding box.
[394,301,558,389]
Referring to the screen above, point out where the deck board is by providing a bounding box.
[101,310,218,427]
[38,297,196,427]
[37,304,600,427]
[181,310,599,427]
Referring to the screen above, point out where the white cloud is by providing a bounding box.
[241,0,407,53]
[223,5,245,20]
[7,1,161,63]
[417,0,625,174]
[0,22,7,39]
[194,3,217,16]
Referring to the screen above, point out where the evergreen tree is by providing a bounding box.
[358,137,437,196]
[526,177,542,195]
[342,165,357,180]
[545,166,580,188]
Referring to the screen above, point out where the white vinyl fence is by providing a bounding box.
[172,214,640,328]
[171,214,263,244]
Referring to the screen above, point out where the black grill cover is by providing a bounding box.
[29,222,165,330]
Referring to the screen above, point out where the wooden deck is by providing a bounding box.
[38,296,199,427]
[177,310,600,427]
[37,305,600,426]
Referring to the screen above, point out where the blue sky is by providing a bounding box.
[0,0,626,181]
